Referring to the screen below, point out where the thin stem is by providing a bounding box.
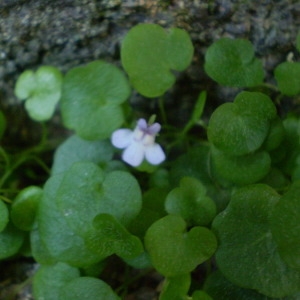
[0,147,10,166]
[0,155,28,189]
[158,97,168,124]
[0,195,12,203]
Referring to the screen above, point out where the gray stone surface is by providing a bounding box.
[1,0,299,106]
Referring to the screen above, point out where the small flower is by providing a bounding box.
[111,118,166,167]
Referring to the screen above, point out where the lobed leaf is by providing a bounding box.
[56,162,142,238]
[270,181,300,270]
[208,91,276,156]
[14,66,62,121]
[61,60,130,140]
[38,173,104,267]
[145,215,217,277]
[204,38,264,87]
[165,177,216,226]
[121,23,193,98]
[212,184,300,298]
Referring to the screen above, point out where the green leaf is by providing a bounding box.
[0,222,25,259]
[192,290,213,300]
[275,62,300,96]
[51,134,113,175]
[14,66,62,121]
[30,227,56,265]
[262,116,285,151]
[11,186,43,231]
[204,38,264,87]
[165,177,216,226]
[61,60,130,140]
[212,184,300,298]
[159,273,191,300]
[260,167,289,192]
[128,187,168,239]
[170,145,231,212]
[85,213,143,260]
[0,200,9,232]
[145,215,217,277]
[270,181,300,270]
[0,111,6,140]
[121,23,193,97]
[210,145,271,185]
[33,262,80,300]
[123,251,152,269]
[60,277,120,300]
[56,162,142,238]
[38,173,105,267]
[182,91,207,135]
[191,91,207,123]
[203,270,292,300]
[276,116,300,176]
[208,91,276,156]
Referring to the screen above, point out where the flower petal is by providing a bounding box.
[111,129,133,149]
[145,144,165,165]
[137,119,147,131]
[122,141,145,167]
[148,123,161,135]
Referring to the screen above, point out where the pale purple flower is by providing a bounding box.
[111,118,166,167]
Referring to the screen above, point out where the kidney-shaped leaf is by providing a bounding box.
[0,222,25,259]
[165,177,216,226]
[33,262,80,300]
[60,277,120,300]
[11,186,43,231]
[204,38,264,87]
[212,184,300,298]
[51,134,113,175]
[56,162,142,238]
[270,181,300,270]
[121,23,193,98]
[61,60,130,140]
[145,215,217,277]
[274,62,300,96]
[208,91,276,156]
[14,66,62,121]
[210,146,271,185]
[38,173,105,267]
